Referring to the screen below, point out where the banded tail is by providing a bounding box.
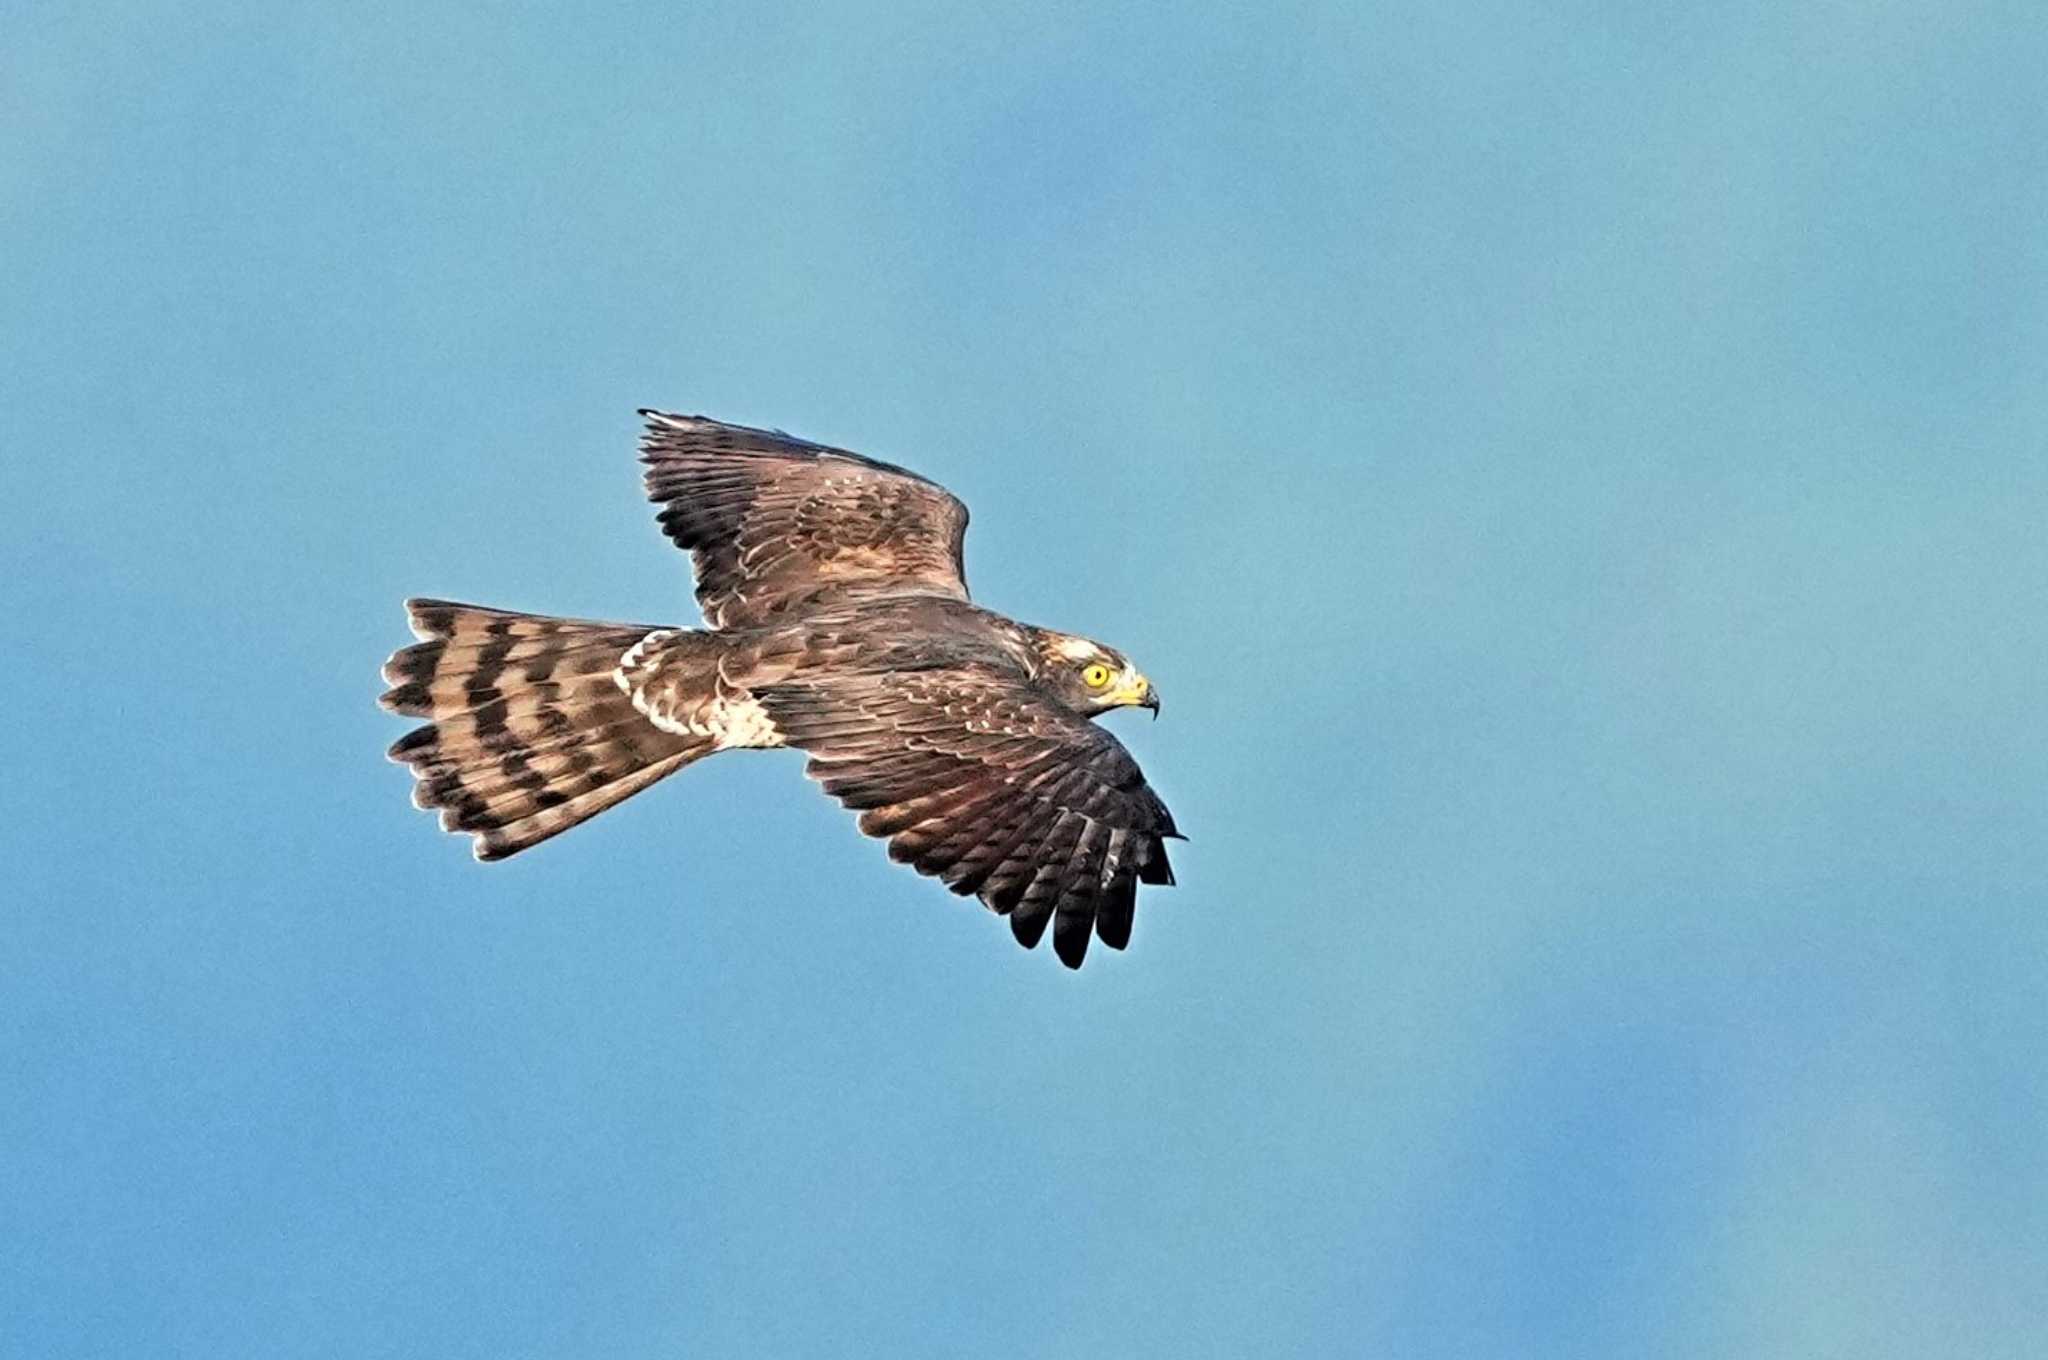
[380,599,713,860]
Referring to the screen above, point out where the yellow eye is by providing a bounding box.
[1081,663,1113,690]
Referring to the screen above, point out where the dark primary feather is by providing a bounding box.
[639,411,971,629]
[755,663,1179,968]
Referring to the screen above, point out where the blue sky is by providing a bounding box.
[5,2,2045,1355]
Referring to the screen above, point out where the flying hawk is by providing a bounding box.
[379,411,1180,968]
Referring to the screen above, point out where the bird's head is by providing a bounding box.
[1033,631,1160,719]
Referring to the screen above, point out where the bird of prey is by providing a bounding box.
[379,411,1180,968]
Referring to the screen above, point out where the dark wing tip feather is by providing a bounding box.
[1010,904,1054,950]
[1052,903,1093,969]
[1138,842,1176,887]
[1095,878,1136,952]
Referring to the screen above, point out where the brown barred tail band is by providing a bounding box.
[379,599,713,859]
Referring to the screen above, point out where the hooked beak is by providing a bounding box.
[1107,673,1160,718]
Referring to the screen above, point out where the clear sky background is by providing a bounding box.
[5,3,2045,1356]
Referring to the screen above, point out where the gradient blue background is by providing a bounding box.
[6,4,2045,1355]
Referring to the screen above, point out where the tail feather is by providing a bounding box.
[380,599,713,860]
[415,718,679,823]
[408,715,670,807]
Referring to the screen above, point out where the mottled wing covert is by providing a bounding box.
[756,664,1180,968]
[640,411,971,629]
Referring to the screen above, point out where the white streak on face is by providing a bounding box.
[1055,636,1102,661]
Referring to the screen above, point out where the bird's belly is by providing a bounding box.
[704,693,785,750]
[635,686,785,749]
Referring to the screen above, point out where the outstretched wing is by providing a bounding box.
[756,664,1180,968]
[640,411,971,629]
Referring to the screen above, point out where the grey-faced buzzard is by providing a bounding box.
[380,412,1180,968]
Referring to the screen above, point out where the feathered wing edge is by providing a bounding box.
[759,669,1180,969]
[637,411,972,628]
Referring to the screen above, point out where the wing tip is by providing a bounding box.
[1053,911,1091,969]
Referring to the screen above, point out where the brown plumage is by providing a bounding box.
[380,411,1179,968]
